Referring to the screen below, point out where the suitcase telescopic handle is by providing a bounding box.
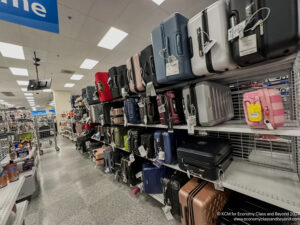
[165,37,170,57]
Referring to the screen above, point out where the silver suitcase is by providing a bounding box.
[182,85,198,124]
[188,0,237,76]
[195,81,234,126]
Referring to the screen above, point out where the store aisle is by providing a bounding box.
[25,136,180,225]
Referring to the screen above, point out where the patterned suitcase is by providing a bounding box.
[188,1,237,76]
[243,88,285,129]
[142,164,167,194]
[151,13,195,85]
[95,72,114,102]
[179,178,230,225]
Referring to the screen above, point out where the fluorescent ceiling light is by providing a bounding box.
[17,80,29,86]
[0,42,25,60]
[152,0,165,5]
[64,83,75,88]
[21,88,27,92]
[9,67,28,76]
[24,93,33,96]
[43,89,52,92]
[97,27,128,50]
[26,96,34,99]
[80,59,98,70]
[70,74,84,80]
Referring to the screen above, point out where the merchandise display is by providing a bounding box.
[0,0,300,224]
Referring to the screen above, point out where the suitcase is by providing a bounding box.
[161,172,189,216]
[228,0,299,67]
[127,54,145,93]
[86,86,100,105]
[138,97,146,124]
[182,85,198,126]
[151,13,195,85]
[124,98,141,124]
[99,104,111,125]
[118,65,130,95]
[112,127,127,147]
[95,72,114,102]
[177,139,233,181]
[110,107,124,117]
[195,81,234,126]
[138,97,160,125]
[111,116,124,125]
[154,131,177,164]
[157,91,184,127]
[103,127,112,144]
[141,133,155,158]
[128,129,142,155]
[140,45,159,88]
[108,66,122,98]
[121,156,143,186]
[243,88,285,129]
[188,1,237,76]
[90,104,102,124]
[179,178,230,225]
[142,164,167,194]
[93,146,111,166]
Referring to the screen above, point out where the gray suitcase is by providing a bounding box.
[182,85,198,125]
[194,81,234,126]
[90,104,102,124]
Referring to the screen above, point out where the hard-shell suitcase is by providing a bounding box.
[142,164,167,194]
[93,146,111,166]
[141,133,155,158]
[124,98,141,124]
[121,156,143,186]
[151,13,195,85]
[182,85,198,125]
[128,129,142,155]
[228,0,299,67]
[86,86,100,105]
[95,72,114,102]
[243,88,285,129]
[179,178,230,225]
[195,82,234,126]
[139,97,160,125]
[177,139,233,181]
[108,66,122,98]
[118,65,130,95]
[157,91,184,127]
[99,104,111,125]
[154,131,177,164]
[161,172,189,216]
[140,45,159,88]
[188,1,237,76]
[112,127,127,147]
[90,104,102,124]
[127,54,145,93]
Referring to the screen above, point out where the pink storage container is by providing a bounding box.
[243,88,285,129]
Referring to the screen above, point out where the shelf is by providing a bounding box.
[222,160,300,213]
[149,193,164,205]
[13,201,28,225]
[0,176,25,225]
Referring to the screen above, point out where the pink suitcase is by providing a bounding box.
[126,53,145,93]
[243,88,285,129]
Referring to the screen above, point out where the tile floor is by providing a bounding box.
[25,136,180,225]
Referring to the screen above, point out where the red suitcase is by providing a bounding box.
[95,72,114,102]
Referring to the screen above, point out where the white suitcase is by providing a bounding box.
[195,81,234,126]
[188,0,237,76]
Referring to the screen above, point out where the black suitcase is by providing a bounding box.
[145,96,160,124]
[229,0,299,67]
[141,133,155,158]
[103,127,112,144]
[177,139,233,181]
[121,156,143,186]
[108,66,122,98]
[161,172,189,217]
[128,129,142,155]
[99,104,111,125]
[118,65,130,95]
[140,45,159,88]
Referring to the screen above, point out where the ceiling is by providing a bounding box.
[0,0,216,109]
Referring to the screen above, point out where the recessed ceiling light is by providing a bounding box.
[9,67,28,76]
[80,59,98,70]
[24,93,33,96]
[70,74,84,80]
[97,27,128,50]
[43,89,52,92]
[0,42,25,60]
[21,88,27,92]
[64,83,75,88]
[17,80,29,86]
[152,0,165,5]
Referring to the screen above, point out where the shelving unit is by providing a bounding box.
[13,201,28,225]
[0,176,25,225]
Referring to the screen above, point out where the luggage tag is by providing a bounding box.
[166,55,179,77]
[162,205,174,221]
[158,151,165,161]
[264,120,274,130]
[203,40,216,55]
[247,104,262,122]
[146,82,156,97]
[135,171,142,179]
[129,153,135,166]
[158,105,166,114]
[187,115,197,135]
[121,88,128,98]
[228,20,246,41]
[138,145,147,158]
[144,115,148,125]
[153,157,163,168]
[239,34,257,57]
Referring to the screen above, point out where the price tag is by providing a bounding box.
[135,171,142,179]
[239,34,257,57]
[158,105,166,114]
[228,20,246,41]
[124,111,128,127]
[121,88,128,98]
[187,115,197,134]
[166,55,179,76]
[146,82,156,97]
[203,40,216,54]
[158,151,165,161]
[138,145,147,158]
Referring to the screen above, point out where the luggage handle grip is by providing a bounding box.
[165,36,170,57]
[189,37,193,58]
[197,27,204,57]
[149,55,155,74]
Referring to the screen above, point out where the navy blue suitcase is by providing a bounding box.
[151,13,195,85]
[124,98,141,124]
[154,131,177,164]
[142,164,167,194]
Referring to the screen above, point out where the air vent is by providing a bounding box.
[61,69,75,74]
[1,92,15,96]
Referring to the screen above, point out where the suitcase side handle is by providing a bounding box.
[149,55,156,75]
[189,37,193,58]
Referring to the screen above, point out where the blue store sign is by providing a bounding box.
[0,0,59,33]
